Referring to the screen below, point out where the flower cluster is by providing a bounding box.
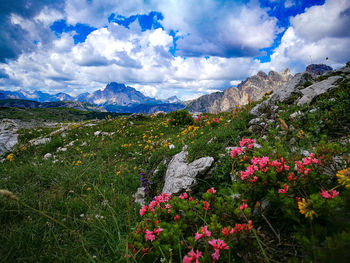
[336,168,350,188]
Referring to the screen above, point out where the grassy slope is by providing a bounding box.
[0,77,350,262]
[0,107,124,122]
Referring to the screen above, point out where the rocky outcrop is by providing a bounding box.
[162,146,214,194]
[186,69,292,113]
[0,119,19,156]
[306,64,333,76]
[250,63,348,116]
[297,76,341,106]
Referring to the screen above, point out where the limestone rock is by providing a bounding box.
[43,153,53,160]
[297,76,341,106]
[162,147,214,194]
[0,119,19,156]
[133,187,146,206]
[30,137,51,146]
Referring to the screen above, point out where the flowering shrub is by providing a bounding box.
[124,189,258,262]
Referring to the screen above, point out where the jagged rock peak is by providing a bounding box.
[105,82,127,91]
[257,71,267,78]
[306,64,333,76]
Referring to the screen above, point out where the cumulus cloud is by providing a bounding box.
[263,0,350,73]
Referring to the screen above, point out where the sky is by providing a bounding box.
[0,0,349,101]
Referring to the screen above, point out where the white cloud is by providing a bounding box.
[263,0,350,73]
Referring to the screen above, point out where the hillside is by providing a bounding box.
[0,62,350,262]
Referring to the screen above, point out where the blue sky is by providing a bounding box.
[0,0,349,100]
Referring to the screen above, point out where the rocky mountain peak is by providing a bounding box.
[257,71,267,78]
[306,64,333,76]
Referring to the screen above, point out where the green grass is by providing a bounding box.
[1,76,350,262]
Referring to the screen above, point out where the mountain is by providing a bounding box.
[163,96,182,104]
[83,82,159,106]
[186,68,292,113]
[0,89,74,102]
[0,99,106,112]
[0,82,185,114]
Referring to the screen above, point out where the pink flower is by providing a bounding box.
[212,118,219,123]
[207,187,216,194]
[154,226,163,236]
[179,192,188,199]
[195,226,211,241]
[278,184,289,194]
[195,232,203,241]
[320,189,331,198]
[230,147,245,158]
[221,227,231,237]
[203,201,210,210]
[329,189,339,198]
[321,189,339,199]
[240,201,248,211]
[239,138,256,148]
[183,249,203,263]
[288,172,298,181]
[174,215,180,221]
[145,230,155,242]
[249,176,258,183]
[208,239,229,261]
[139,205,148,216]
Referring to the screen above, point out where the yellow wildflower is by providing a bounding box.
[0,189,18,200]
[87,187,91,191]
[6,153,14,162]
[115,171,121,176]
[297,129,304,138]
[298,198,317,220]
[336,168,350,188]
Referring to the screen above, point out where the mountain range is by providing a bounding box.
[0,83,184,114]
[0,64,333,114]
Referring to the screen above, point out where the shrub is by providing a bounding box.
[168,110,194,126]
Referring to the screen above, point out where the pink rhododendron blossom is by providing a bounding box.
[139,205,148,216]
[278,184,289,194]
[208,239,229,261]
[221,227,231,237]
[179,192,188,199]
[230,147,245,158]
[203,201,210,210]
[207,187,216,194]
[288,172,298,181]
[212,118,219,123]
[239,138,256,148]
[195,226,212,241]
[153,226,163,236]
[249,176,258,183]
[145,230,155,242]
[240,201,248,211]
[174,215,180,221]
[183,249,203,263]
[321,189,339,199]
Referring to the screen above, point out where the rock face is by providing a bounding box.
[0,119,19,156]
[250,63,348,116]
[306,64,333,76]
[297,76,341,106]
[162,146,214,194]
[186,69,292,113]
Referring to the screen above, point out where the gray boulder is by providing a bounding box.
[297,76,341,106]
[133,187,146,206]
[162,146,214,194]
[250,72,314,116]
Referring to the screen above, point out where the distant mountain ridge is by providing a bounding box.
[0,99,106,112]
[0,82,184,113]
[186,68,292,113]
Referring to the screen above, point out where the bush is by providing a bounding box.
[168,110,193,126]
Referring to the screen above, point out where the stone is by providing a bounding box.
[94,131,101,136]
[30,137,51,146]
[133,187,146,206]
[0,119,19,156]
[57,147,67,152]
[162,146,214,194]
[169,144,175,149]
[43,153,52,160]
[290,111,303,120]
[297,76,341,106]
[250,72,314,116]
